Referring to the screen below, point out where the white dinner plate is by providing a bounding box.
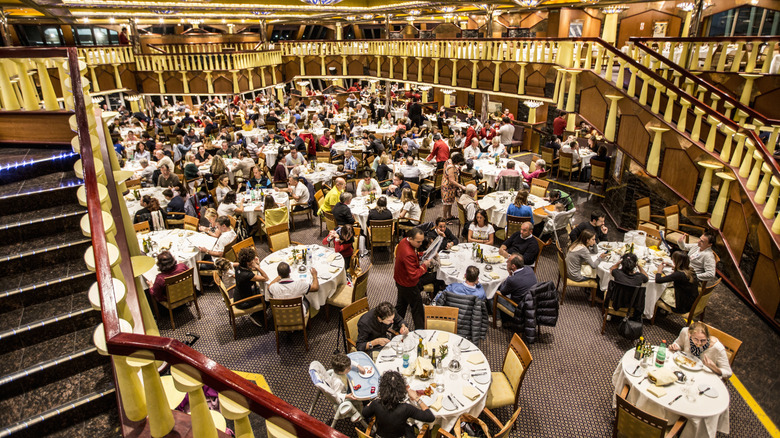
[673,353,704,371]
[622,361,644,377]
[441,396,457,411]
[698,384,718,398]
[472,372,490,385]
[359,366,375,378]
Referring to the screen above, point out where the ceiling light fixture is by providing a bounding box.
[345,15,357,20]
[441,88,455,95]
[513,0,539,7]
[523,100,543,108]
[602,5,627,14]
[153,9,175,14]
[300,0,343,5]
[440,6,455,12]
[361,14,373,19]
[408,9,421,15]
[677,2,695,11]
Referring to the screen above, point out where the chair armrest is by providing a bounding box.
[196,260,215,268]
[364,417,376,435]
[678,223,705,233]
[620,384,630,398]
[482,408,503,429]
[495,291,519,309]
[649,214,665,221]
[347,338,357,349]
[665,418,687,438]
[415,424,430,438]
[232,293,265,308]
[435,428,457,438]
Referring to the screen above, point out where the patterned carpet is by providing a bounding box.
[157,184,773,438]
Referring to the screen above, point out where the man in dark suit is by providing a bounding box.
[385,173,411,198]
[163,188,185,219]
[332,192,357,226]
[408,98,423,128]
[497,254,538,327]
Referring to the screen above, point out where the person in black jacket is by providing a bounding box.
[655,251,698,313]
[425,217,459,251]
[497,255,538,341]
[163,188,185,218]
[362,371,434,438]
[408,98,423,128]
[569,210,609,243]
[332,192,357,226]
[356,302,409,353]
[368,196,394,223]
[499,222,540,266]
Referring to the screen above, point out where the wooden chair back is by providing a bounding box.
[497,175,523,192]
[270,297,307,332]
[506,215,532,239]
[134,221,150,233]
[686,278,720,325]
[322,210,337,233]
[591,160,607,181]
[424,305,459,334]
[539,146,556,166]
[342,297,370,352]
[164,268,196,306]
[705,323,742,366]
[183,215,199,231]
[492,407,523,438]
[502,333,532,410]
[267,223,292,252]
[316,151,331,163]
[529,178,549,198]
[230,237,256,259]
[664,205,680,231]
[558,151,575,173]
[615,390,686,438]
[636,197,652,226]
[407,181,420,200]
[352,264,372,302]
[369,219,394,249]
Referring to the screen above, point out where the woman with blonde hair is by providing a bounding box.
[210,154,227,179]
[397,188,421,226]
[669,321,732,379]
[199,208,219,236]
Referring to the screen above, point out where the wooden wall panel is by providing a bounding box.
[659,147,698,201]
[0,112,74,144]
[751,253,780,319]
[439,64,453,87]
[578,86,607,131]
[213,76,232,94]
[165,75,183,94]
[722,197,749,261]
[617,10,682,47]
[616,115,649,165]
[499,68,518,94]
[189,75,207,94]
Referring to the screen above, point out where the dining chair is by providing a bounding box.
[166,212,186,228]
[651,278,720,326]
[270,297,309,355]
[539,146,558,171]
[266,222,301,253]
[529,178,549,198]
[506,215,532,240]
[183,215,199,231]
[556,151,580,182]
[601,281,642,334]
[460,174,487,198]
[483,406,523,437]
[407,181,420,201]
[322,210,337,236]
[134,221,151,234]
[368,219,395,263]
[635,198,663,232]
[555,243,598,306]
[587,160,608,193]
[485,333,532,411]
[289,202,313,231]
[358,419,428,438]
[326,264,372,321]
[126,178,142,188]
[614,385,687,438]
[315,151,331,163]
[342,297,370,353]
[704,323,742,366]
[492,292,518,329]
[530,236,551,271]
[497,175,523,192]
[153,268,200,330]
[663,205,703,246]
[214,272,266,338]
[423,305,458,334]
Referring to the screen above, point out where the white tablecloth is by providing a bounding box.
[580,149,597,167]
[769,53,780,74]
[122,160,157,177]
[612,349,729,438]
[199,158,241,184]
[594,242,673,318]
[472,158,530,189]
[350,196,404,231]
[375,329,490,432]
[235,129,267,142]
[332,140,369,154]
[477,192,548,229]
[138,230,216,290]
[437,244,507,300]
[392,160,436,181]
[239,189,290,226]
[296,162,339,186]
[124,187,169,217]
[259,244,346,312]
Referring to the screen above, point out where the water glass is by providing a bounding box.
[435,374,445,393]
[684,380,696,402]
[393,341,403,358]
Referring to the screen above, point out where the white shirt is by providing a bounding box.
[292,182,310,205]
[214,229,237,253]
[464,145,481,160]
[217,203,237,217]
[469,223,495,240]
[561,144,580,163]
[487,143,506,157]
[401,201,421,222]
[498,123,515,145]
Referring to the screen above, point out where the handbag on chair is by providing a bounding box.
[617,285,643,341]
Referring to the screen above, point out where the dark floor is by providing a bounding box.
[154,154,779,437]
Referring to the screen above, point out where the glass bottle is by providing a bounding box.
[655,340,667,368]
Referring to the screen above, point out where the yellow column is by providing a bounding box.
[375,55,382,78]
[650,81,663,114]
[231,70,239,94]
[606,52,616,82]
[492,61,501,92]
[417,57,422,82]
[565,70,580,131]
[320,55,326,76]
[694,161,723,212]
[388,56,394,79]
[172,364,220,438]
[723,101,735,120]
[681,10,693,37]
[739,139,757,178]
[647,126,669,176]
[747,151,764,190]
[527,105,537,124]
[451,59,457,87]
[557,70,567,108]
[443,92,451,108]
[638,73,650,106]
[470,60,479,89]
[260,67,267,88]
[739,73,761,106]
[35,60,58,110]
[605,94,622,142]
[601,13,619,44]
[111,64,123,89]
[678,99,691,132]
[517,62,527,95]
[709,93,721,112]
[93,320,147,422]
[176,71,187,94]
[205,71,214,94]
[766,125,780,154]
[730,42,745,73]
[627,67,638,97]
[552,67,562,103]
[729,132,747,167]
[0,60,21,110]
[557,41,574,68]
[719,126,737,161]
[756,164,772,207]
[12,59,40,110]
[247,69,254,91]
[126,351,175,438]
[88,66,100,93]
[711,172,735,229]
[155,71,165,94]
[433,58,440,84]
[401,57,408,81]
[704,116,719,152]
[691,107,707,142]
[220,391,255,438]
[299,56,306,76]
[766,177,780,221]
[761,44,776,74]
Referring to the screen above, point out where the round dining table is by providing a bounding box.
[477,192,549,229]
[199,158,241,184]
[471,158,530,189]
[611,348,729,438]
[350,195,404,231]
[436,244,508,300]
[332,140,369,154]
[239,189,290,226]
[391,159,436,181]
[259,244,346,315]
[136,229,217,290]
[124,187,169,217]
[592,242,673,318]
[374,329,491,432]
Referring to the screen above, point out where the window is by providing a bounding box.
[74,26,120,45]
[344,25,355,40]
[270,29,295,41]
[14,25,63,46]
[707,5,780,36]
[361,27,383,39]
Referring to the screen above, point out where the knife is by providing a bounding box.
[446,395,457,408]
[457,338,464,348]
[428,332,436,342]
[469,379,485,394]
[668,395,682,406]
[631,365,640,375]
[698,387,710,396]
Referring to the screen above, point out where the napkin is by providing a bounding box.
[462,385,481,401]
[647,386,667,398]
[430,395,443,411]
[450,246,460,252]
[489,273,501,280]
[327,253,338,262]
[437,332,450,343]
[648,368,677,386]
[467,354,484,365]
[440,260,452,267]
[581,265,595,279]
[329,267,340,273]
[401,366,414,377]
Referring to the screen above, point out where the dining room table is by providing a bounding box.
[122,159,157,177]
[579,148,598,167]
[136,229,217,290]
[350,195,405,231]
[611,347,729,438]
[591,240,674,319]
[332,140,369,154]
[124,187,169,217]
[436,243,508,300]
[373,329,491,432]
[477,191,549,229]
[238,188,290,226]
[199,158,241,184]
[295,162,340,186]
[391,159,436,181]
[471,158,530,189]
[258,244,346,316]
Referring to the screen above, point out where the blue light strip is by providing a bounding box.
[1,151,78,173]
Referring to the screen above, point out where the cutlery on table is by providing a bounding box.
[698,387,710,396]
[638,376,648,385]
[457,338,464,348]
[428,332,436,342]
[447,395,460,408]
[668,395,682,406]
[468,379,485,393]
[471,372,487,376]
[631,365,640,375]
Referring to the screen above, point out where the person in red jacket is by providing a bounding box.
[426,134,450,169]
[464,121,478,148]
[393,228,432,329]
[552,111,567,137]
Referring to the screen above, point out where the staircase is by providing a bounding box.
[0,148,119,437]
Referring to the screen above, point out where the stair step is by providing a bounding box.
[0,181,82,217]
[0,387,116,438]
[0,306,100,356]
[0,204,85,245]
[0,347,101,400]
[0,152,79,187]
[0,231,91,277]
[0,264,94,312]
